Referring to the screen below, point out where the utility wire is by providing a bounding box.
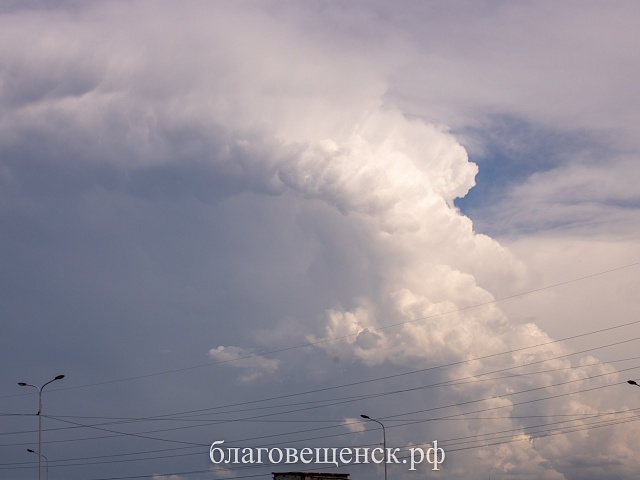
[4,260,637,399]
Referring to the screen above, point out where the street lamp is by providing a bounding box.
[361,414,387,480]
[27,449,49,480]
[19,375,64,480]
[628,380,640,387]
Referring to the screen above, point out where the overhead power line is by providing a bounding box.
[4,260,636,398]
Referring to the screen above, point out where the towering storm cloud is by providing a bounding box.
[1,2,640,480]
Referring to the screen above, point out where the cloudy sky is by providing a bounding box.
[1,1,640,479]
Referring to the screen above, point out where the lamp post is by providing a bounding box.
[19,375,64,480]
[27,449,49,480]
[628,380,640,388]
[361,414,387,480]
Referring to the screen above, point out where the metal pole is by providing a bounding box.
[19,375,64,480]
[361,414,387,480]
[38,388,42,480]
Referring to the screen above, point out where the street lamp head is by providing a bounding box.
[18,382,27,386]
[54,375,65,380]
[359,413,386,480]
[27,448,35,453]
[628,380,639,386]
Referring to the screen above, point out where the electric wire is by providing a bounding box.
[3,261,637,400]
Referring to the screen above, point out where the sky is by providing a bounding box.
[1,1,640,479]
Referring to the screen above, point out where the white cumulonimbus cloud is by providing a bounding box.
[205,102,640,478]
